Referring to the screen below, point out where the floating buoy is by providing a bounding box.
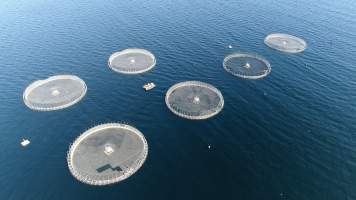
[21,139,30,147]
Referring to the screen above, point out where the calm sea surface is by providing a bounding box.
[1,0,356,199]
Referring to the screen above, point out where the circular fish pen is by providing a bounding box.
[264,33,307,53]
[23,75,87,111]
[67,123,148,186]
[223,53,271,79]
[108,48,156,74]
[165,81,224,120]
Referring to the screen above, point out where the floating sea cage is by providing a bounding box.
[67,123,148,186]
[264,33,307,53]
[108,48,156,74]
[23,75,87,111]
[223,53,271,79]
[165,81,224,120]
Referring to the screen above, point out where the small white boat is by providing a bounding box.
[21,139,30,147]
[143,82,156,91]
[228,45,233,49]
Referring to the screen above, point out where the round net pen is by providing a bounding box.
[165,81,224,120]
[108,48,156,74]
[67,123,148,186]
[23,75,87,111]
[223,53,271,79]
[264,33,307,53]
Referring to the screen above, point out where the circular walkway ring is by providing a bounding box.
[264,33,307,53]
[23,75,87,111]
[67,123,148,186]
[108,48,156,74]
[223,53,271,79]
[165,81,224,120]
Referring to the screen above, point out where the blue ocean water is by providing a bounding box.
[1,0,356,199]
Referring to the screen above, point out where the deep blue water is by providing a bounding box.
[1,0,356,199]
